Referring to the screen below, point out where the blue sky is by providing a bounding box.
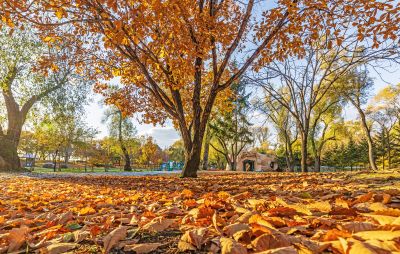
[84,63,399,149]
[82,0,400,148]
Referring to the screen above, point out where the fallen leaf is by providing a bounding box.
[353,230,400,241]
[220,237,247,254]
[178,241,196,251]
[124,243,162,253]
[322,229,352,241]
[252,232,292,251]
[78,206,96,216]
[180,227,208,249]
[363,214,397,225]
[103,226,128,253]
[339,222,378,233]
[223,223,250,237]
[73,230,90,243]
[45,243,77,254]
[7,225,30,252]
[142,217,174,232]
[267,207,297,217]
[351,192,373,206]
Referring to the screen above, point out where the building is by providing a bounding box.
[226,151,278,171]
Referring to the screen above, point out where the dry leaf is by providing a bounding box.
[223,223,250,237]
[178,241,196,251]
[7,225,30,252]
[73,230,90,243]
[220,237,247,254]
[339,222,378,233]
[45,243,77,254]
[78,206,96,216]
[180,227,208,249]
[353,230,400,241]
[142,217,174,232]
[103,226,128,253]
[124,243,162,253]
[252,232,291,251]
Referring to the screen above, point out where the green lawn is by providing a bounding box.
[30,167,160,173]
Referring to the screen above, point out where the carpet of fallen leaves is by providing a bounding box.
[1,171,400,254]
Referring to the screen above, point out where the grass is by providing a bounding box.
[30,167,163,174]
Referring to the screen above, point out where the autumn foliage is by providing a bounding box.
[1,172,400,253]
[1,0,399,176]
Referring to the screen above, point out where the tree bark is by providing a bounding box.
[182,143,202,177]
[300,130,309,172]
[314,155,321,172]
[284,134,295,172]
[358,109,378,171]
[118,111,132,171]
[202,125,212,170]
[0,136,21,171]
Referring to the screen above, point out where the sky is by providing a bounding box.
[82,0,400,149]
[84,96,180,149]
[84,63,399,149]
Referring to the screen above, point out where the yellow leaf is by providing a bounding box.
[78,206,96,215]
[220,237,247,254]
[55,8,67,19]
[353,230,400,241]
[142,217,174,232]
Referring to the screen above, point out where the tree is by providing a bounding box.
[0,25,90,171]
[309,99,343,172]
[137,137,163,165]
[255,95,297,171]
[251,126,270,148]
[338,70,379,170]
[31,110,96,170]
[4,0,399,176]
[371,85,400,169]
[167,140,185,162]
[253,23,399,172]
[209,81,253,171]
[201,125,212,171]
[103,106,138,171]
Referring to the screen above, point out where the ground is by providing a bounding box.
[1,171,400,253]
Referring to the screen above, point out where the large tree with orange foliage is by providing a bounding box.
[1,0,399,176]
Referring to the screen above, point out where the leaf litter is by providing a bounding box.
[0,171,400,253]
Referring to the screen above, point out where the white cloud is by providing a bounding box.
[139,126,180,148]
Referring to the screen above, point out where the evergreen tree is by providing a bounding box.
[209,80,253,171]
[374,126,388,170]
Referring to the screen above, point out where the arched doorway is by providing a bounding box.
[243,160,255,172]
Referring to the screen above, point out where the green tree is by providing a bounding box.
[255,95,297,171]
[167,140,185,162]
[338,70,378,171]
[209,81,253,171]
[0,25,90,171]
[103,106,138,171]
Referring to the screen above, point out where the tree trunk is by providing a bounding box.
[0,136,21,171]
[202,126,212,171]
[300,131,308,172]
[122,148,131,171]
[230,159,237,171]
[358,111,378,171]
[314,155,321,172]
[118,111,132,171]
[182,144,202,177]
[53,149,58,172]
[387,135,391,169]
